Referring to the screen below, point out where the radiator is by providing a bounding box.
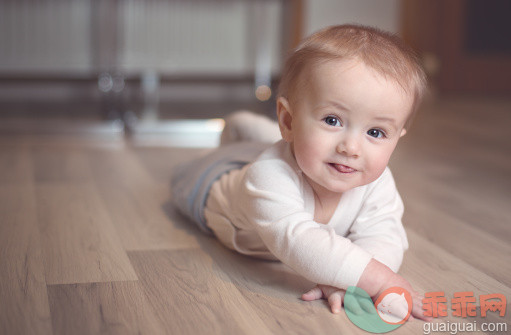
[0,0,282,77]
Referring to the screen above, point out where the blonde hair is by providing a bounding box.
[278,24,427,128]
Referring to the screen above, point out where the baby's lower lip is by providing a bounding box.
[330,163,357,173]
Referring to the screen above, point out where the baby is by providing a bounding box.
[172,24,429,320]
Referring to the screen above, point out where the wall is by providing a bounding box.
[305,0,400,36]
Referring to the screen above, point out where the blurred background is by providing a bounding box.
[0,0,510,147]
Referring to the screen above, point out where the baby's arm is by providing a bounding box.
[348,168,408,272]
[303,259,430,321]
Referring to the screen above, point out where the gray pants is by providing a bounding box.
[171,142,270,234]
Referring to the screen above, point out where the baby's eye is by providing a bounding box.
[324,116,341,127]
[367,128,385,138]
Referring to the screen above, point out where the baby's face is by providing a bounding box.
[283,59,413,197]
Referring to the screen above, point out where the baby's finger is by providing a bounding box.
[301,286,324,301]
[327,290,346,314]
[412,296,432,322]
[344,293,364,315]
[359,297,377,314]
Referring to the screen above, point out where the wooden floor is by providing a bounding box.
[1,97,510,335]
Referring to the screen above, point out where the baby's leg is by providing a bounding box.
[220,110,281,145]
[171,141,269,234]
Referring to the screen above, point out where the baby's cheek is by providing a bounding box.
[364,153,391,182]
[295,148,317,173]
[296,139,322,165]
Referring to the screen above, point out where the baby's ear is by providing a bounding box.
[277,97,294,142]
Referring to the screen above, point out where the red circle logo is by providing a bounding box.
[374,287,413,325]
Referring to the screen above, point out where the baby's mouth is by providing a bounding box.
[329,163,357,173]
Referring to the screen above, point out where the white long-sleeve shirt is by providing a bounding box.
[204,140,408,289]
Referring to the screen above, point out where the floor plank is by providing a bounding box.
[132,147,209,184]
[0,182,53,335]
[89,149,201,251]
[32,148,92,183]
[47,281,165,335]
[128,249,274,335]
[399,173,510,244]
[392,137,511,244]
[0,148,33,184]
[403,228,511,301]
[402,199,511,287]
[36,182,138,284]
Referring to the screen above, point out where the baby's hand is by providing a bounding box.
[301,284,403,319]
[302,259,432,322]
[375,272,432,322]
[358,259,431,322]
[301,284,346,314]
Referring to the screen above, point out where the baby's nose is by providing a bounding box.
[336,133,360,157]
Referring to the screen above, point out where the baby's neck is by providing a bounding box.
[314,194,341,224]
[306,178,343,224]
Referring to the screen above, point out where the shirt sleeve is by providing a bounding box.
[238,157,373,289]
[347,168,409,273]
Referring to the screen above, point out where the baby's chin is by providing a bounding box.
[329,175,373,190]
[305,173,369,196]
[321,181,363,195]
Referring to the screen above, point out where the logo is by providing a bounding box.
[345,287,507,333]
[422,291,506,318]
[344,286,412,333]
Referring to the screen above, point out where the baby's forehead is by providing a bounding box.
[297,58,413,102]
[307,58,401,86]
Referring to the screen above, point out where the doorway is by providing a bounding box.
[402,0,511,95]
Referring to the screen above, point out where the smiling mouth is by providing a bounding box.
[329,163,357,174]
